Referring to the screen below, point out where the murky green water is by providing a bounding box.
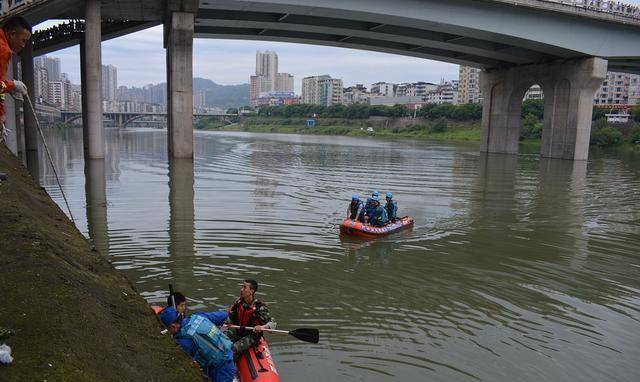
[35,128,640,381]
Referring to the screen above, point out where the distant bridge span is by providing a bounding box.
[60,110,235,128]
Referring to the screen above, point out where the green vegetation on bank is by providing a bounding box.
[201,100,640,148]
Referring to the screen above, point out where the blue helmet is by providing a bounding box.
[372,190,380,197]
[371,196,380,203]
[352,195,360,201]
[386,192,393,199]
[159,306,180,327]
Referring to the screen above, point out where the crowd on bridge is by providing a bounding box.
[543,0,640,18]
[32,19,84,46]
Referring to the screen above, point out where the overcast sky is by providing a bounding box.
[37,1,640,92]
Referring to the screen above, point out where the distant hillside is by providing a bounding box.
[193,77,249,109]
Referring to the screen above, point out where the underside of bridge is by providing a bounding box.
[3,0,640,162]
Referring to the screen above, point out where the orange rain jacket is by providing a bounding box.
[0,29,16,122]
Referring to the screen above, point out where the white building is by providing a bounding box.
[371,82,395,96]
[630,74,640,105]
[425,81,459,104]
[301,75,343,106]
[48,80,71,109]
[594,71,632,105]
[524,84,544,100]
[34,65,48,103]
[101,64,118,101]
[458,66,482,104]
[343,85,369,105]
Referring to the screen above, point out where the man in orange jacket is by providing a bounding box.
[0,16,31,144]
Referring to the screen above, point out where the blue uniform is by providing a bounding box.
[176,311,236,382]
[385,200,398,221]
[368,205,388,227]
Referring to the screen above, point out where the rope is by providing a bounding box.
[24,94,76,225]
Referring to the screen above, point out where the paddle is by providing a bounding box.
[227,325,319,344]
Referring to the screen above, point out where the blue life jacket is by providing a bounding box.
[368,205,388,227]
[177,313,233,368]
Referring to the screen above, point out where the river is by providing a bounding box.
[34,128,640,381]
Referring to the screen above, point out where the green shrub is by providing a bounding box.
[520,113,543,140]
[590,120,623,147]
[521,99,544,120]
[630,126,640,145]
[429,118,448,133]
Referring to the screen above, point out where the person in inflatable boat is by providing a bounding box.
[160,297,236,382]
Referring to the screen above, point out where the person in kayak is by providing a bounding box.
[347,195,363,220]
[384,192,398,222]
[368,197,388,227]
[160,301,236,382]
[226,279,276,358]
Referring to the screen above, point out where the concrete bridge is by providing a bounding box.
[2,0,640,162]
[60,110,235,128]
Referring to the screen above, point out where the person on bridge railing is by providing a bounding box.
[0,16,30,144]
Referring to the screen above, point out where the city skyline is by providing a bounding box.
[35,23,460,92]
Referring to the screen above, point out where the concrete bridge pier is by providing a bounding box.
[165,0,197,159]
[81,0,105,159]
[480,57,607,161]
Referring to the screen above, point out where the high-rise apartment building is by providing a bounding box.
[301,75,343,106]
[250,50,295,104]
[194,89,206,109]
[593,71,640,105]
[256,50,278,90]
[101,64,118,101]
[276,73,294,93]
[458,66,482,104]
[629,75,640,105]
[48,80,71,109]
[34,66,49,102]
[35,56,61,82]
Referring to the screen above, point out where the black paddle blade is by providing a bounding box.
[289,328,319,344]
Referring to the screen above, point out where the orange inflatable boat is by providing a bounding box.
[151,305,280,382]
[340,216,414,237]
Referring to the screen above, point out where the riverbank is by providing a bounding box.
[0,146,203,381]
[200,117,484,141]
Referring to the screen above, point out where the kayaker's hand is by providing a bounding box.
[253,325,265,333]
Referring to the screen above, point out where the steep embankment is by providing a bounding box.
[0,146,203,381]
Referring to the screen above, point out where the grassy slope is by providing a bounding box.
[0,146,203,381]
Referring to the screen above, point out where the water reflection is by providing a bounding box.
[168,158,196,286]
[85,159,108,254]
[36,129,640,382]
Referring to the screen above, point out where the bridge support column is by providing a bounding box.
[165,1,196,159]
[539,58,607,160]
[480,57,607,161]
[82,0,105,159]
